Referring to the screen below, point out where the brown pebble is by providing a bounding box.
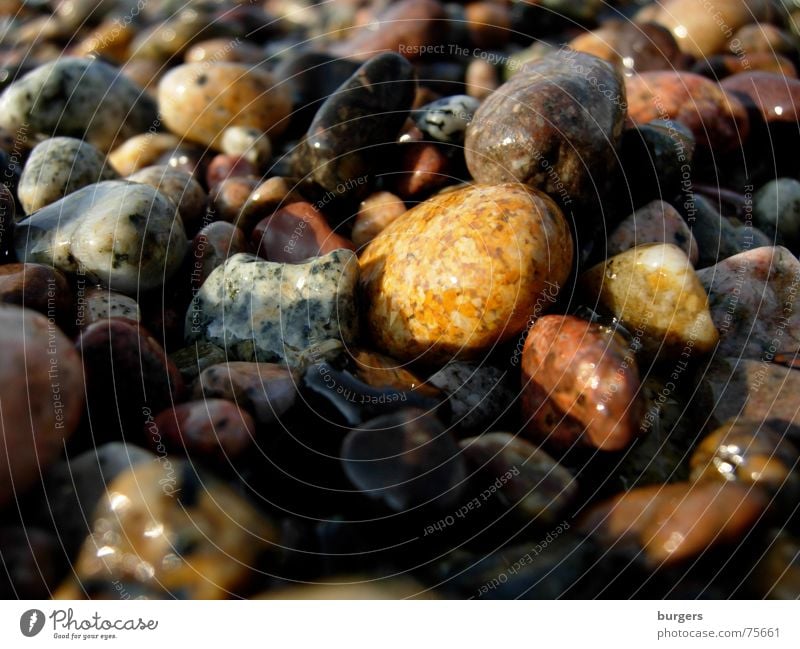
[352,191,407,250]
[0,263,71,324]
[210,177,261,223]
[190,221,249,290]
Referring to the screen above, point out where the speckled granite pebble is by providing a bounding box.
[128,165,207,235]
[81,287,141,326]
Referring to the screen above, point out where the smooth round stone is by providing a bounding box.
[14,181,188,295]
[129,10,228,63]
[54,460,278,600]
[186,250,359,365]
[697,246,800,360]
[341,408,466,512]
[108,133,182,176]
[349,347,441,398]
[80,287,141,327]
[169,341,228,384]
[465,49,626,208]
[465,58,499,101]
[77,318,184,437]
[690,420,800,496]
[189,221,249,290]
[413,95,480,144]
[155,144,207,180]
[191,362,296,426]
[0,57,158,152]
[625,72,749,151]
[210,177,260,224]
[18,137,118,214]
[251,201,355,263]
[521,315,644,452]
[206,154,259,187]
[294,52,417,196]
[73,17,136,63]
[151,399,254,463]
[359,183,573,364]
[128,165,207,235]
[428,361,515,434]
[579,481,767,567]
[607,200,699,265]
[0,305,84,506]
[644,0,771,58]
[753,178,800,246]
[158,63,292,149]
[352,191,407,249]
[393,142,452,199]
[235,176,305,233]
[0,263,71,322]
[721,71,800,127]
[569,20,685,76]
[220,127,272,169]
[581,244,719,359]
[184,38,265,65]
[459,432,577,525]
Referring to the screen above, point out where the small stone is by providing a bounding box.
[0,305,84,506]
[128,165,207,235]
[54,460,278,599]
[235,176,305,233]
[220,126,272,169]
[186,250,359,365]
[210,177,260,224]
[191,361,297,426]
[18,137,118,214]
[459,432,577,525]
[581,243,719,359]
[184,38,265,65]
[0,263,71,324]
[351,191,407,249]
[606,200,699,264]
[753,178,800,246]
[360,183,573,363]
[206,154,259,187]
[0,57,158,152]
[465,59,499,101]
[413,95,479,144]
[81,287,141,327]
[108,133,182,176]
[189,221,249,290]
[349,347,441,398]
[169,341,228,384]
[341,408,466,512]
[521,314,645,451]
[697,247,800,360]
[393,142,452,199]
[158,62,291,149]
[14,180,188,295]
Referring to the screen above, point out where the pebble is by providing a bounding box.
[169,341,228,384]
[18,137,118,214]
[158,63,292,149]
[128,165,207,235]
[206,155,259,187]
[429,361,515,434]
[393,142,452,199]
[351,191,407,249]
[465,49,626,208]
[721,72,800,129]
[150,399,255,464]
[0,57,158,152]
[189,221,249,290]
[349,347,441,398]
[186,250,359,365]
[607,200,699,264]
[413,95,480,144]
[191,361,297,426]
[210,177,261,224]
[220,127,273,170]
[465,59,499,101]
[625,71,750,151]
[54,460,278,599]
[692,52,797,79]
[14,180,188,295]
[521,314,645,452]
[0,304,84,506]
[579,481,767,567]
[753,178,800,246]
[697,246,800,360]
[459,433,577,526]
[108,133,182,176]
[341,408,466,512]
[293,52,417,196]
[581,243,719,359]
[80,287,141,327]
[0,263,71,324]
[235,176,305,233]
[359,183,573,363]
[251,201,355,263]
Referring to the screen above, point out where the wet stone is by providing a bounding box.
[351,191,407,250]
[206,154,259,187]
[235,176,306,233]
[721,72,800,128]
[209,177,261,224]
[169,341,228,384]
[128,165,207,236]
[413,95,480,144]
[81,287,141,327]
[18,137,118,214]
[220,127,273,170]
[108,133,182,177]
[753,178,800,247]
[186,250,359,366]
[393,142,452,200]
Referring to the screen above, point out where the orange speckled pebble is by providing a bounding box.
[359,183,573,363]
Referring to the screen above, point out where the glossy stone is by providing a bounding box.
[521,315,644,452]
[0,57,158,152]
[692,52,797,79]
[18,137,118,214]
[352,191,407,249]
[721,71,800,127]
[294,52,416,196]
[235,176,305,233]
[14,181,188,295]
[459,432,577,525]
[158,63,291,149]
[192,361,297,426]
[169,341,228,384]
[128,165,207,235]
[189,221,249,290]
[251,201,355,263]
[186,250,359,365]
[607,200,699,264]
[413,95,479,144]
[393,142,452,199]
[108,133,182,176]
[697,247,800,360]
[206,154,259,187]
[360,184,573,363]
[54,460,278,599]
[341,408,466,512]
[349,347,440,398]
[210,177,261,224]
[581,244,719,358]
[0,263,71,322]
[753,178,800,246]
[465,49,626,208]
[625,71,749,151]
[0,305,84,506]
[80,287,141,327]
[220,126,272,169]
